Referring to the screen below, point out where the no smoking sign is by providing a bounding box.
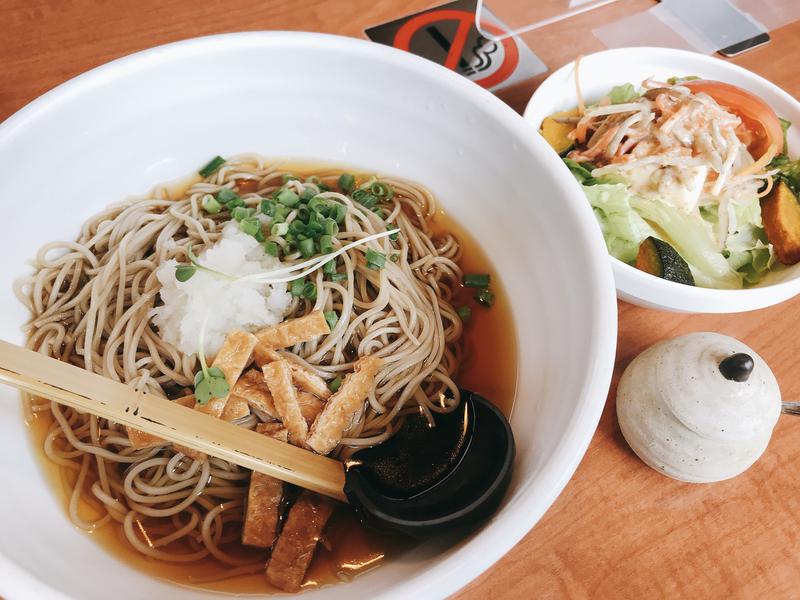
[366,0,546,92]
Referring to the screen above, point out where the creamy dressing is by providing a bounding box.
[617,332,781,483]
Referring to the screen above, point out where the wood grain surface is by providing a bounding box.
[2,1,800,598]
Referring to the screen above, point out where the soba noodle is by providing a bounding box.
[16,154,464,571]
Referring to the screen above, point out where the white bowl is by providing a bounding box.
[524,47,800,313]
[0,32,617,599]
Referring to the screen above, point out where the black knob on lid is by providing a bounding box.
[719,353,754,382]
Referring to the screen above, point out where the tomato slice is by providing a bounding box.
[683,80,784,157]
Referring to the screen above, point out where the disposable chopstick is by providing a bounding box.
[0,340,347,502]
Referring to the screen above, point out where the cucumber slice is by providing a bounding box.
[635,236,695,286]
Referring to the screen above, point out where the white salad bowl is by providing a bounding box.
[0,33,617,599]
[524,47,800,314]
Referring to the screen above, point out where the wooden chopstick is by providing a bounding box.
[0,340,347,502]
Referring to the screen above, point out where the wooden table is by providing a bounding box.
[3,1,800,598]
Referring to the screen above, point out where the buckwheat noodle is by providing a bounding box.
[15,154,463,569]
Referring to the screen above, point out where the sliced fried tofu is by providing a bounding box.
[241,425,288,549]
[762,180,800,265]
[297,391,324,426]
[290,364,332,400]
[306,356,381,455]
[266,491,335,592]
[194,330,258,418]
[174,330,258,460]
[220,394,250,421]
[232,369,278,418]
[256,311,329,349]
[126,395,195,449]
[262,360,308,446]
[252,343,282,367]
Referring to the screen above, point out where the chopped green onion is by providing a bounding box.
[334,204,347,224]
[231,206,252,222]
[298,237,315,258]
[319,234,334,254]
[389,230,399,241]
[308,197,328,213]
[306,175,321,185]
[353,189,378,209]
[370,181,394,199]
[199,156,225,177]
[324,310,338,331]
[328,375,342,393]
[261,199,276,216]
[272,205,290,223]
[290,279,305,297]
[300,188,317,202]
[318,182,331,192]
[338,173,355,193]
[226,197,245,210]
[365,248,386,270]
[330,273,348,283]
[323,218,339,236]
[263,241,279,257]
[277,189,300,207]
[201,194,221,214]
[302,281,317,300]
[307,221,324,237]
[271,222,289,236]
[322,259,337,276]
[175,265,196,282]
[282,174,297,184]
[390,253,399,262]
[474,288,495,307]
[239,216,261,237]
[463,273,490,288]
[456,306,472,321]
[216,187,239,203]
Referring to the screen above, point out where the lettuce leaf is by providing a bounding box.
[582,184,653,264]
[608,83,638,104]
[724,225,775,284]
[628,195,743,289]
[563,158,625,186]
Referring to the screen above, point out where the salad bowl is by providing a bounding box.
[525,47,800,313]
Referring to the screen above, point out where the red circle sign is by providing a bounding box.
[393,9,519,89]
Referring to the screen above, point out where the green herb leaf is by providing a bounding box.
[328,375,342,393]
[199,155,225,177]
[338,173,355,193]
[324,310,338,331]
[175,265,197,282]
[195,377,213,405]
[207,375,229,398]
[207,367,225,378]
